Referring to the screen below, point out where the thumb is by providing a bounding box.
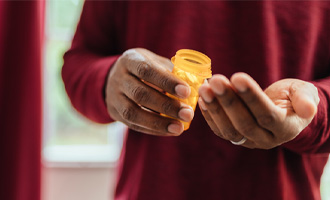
[290,81,319,119]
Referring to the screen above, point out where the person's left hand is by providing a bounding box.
[198,73,320,149]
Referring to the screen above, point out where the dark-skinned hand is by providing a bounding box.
[198,73,319,149]
[105,48,194,136]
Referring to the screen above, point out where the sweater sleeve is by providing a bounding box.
[282,77,330,154]
[61,1,121,123]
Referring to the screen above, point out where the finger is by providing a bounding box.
[106,103,171,136]
[114,93,184,135]
[199,96,257,148]
[199,83,244,142]
[121,74,194,122]
[128,124,176,136]
[122,49,191,99]
[289,81,319,119]
[209,75,274,146]
[198,97,224,138]
[230,73,285,132]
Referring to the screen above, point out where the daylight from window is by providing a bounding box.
[43,0,124,165]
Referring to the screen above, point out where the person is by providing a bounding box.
[62,1,330,199]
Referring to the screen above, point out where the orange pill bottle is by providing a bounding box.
[168,49,212,130]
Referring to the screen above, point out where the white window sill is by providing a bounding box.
[43,144,121,168]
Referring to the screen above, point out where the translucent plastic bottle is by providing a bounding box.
[168,49,212,130]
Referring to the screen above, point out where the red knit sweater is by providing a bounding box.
[62,1,330,200]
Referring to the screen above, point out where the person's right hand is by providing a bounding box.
[105,48,194,136]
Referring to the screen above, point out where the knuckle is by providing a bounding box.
[159,77,171,91]
[208,103,222,114]
[131,86,150,103]
[117,55,126,65]
[256,113,276,128]
[222,128,238,141]
[161,100,175,114]
[237,122,256,136]
[121,106,137,122]
[244,92,257,104]
[221,96,236,108]
[136,62,153,79]
[151,120,164,131]
[120,54,133,69]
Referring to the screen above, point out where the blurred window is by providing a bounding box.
[43,0,124,167]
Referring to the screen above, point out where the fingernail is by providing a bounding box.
[178,107,194,122]
[168,122,184,135]
[231,74,248,92]
[199,88,214,103]
[233,81,247,92]
[212,82,225,96]
[175,84,190,98]
[198,97,207,111]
